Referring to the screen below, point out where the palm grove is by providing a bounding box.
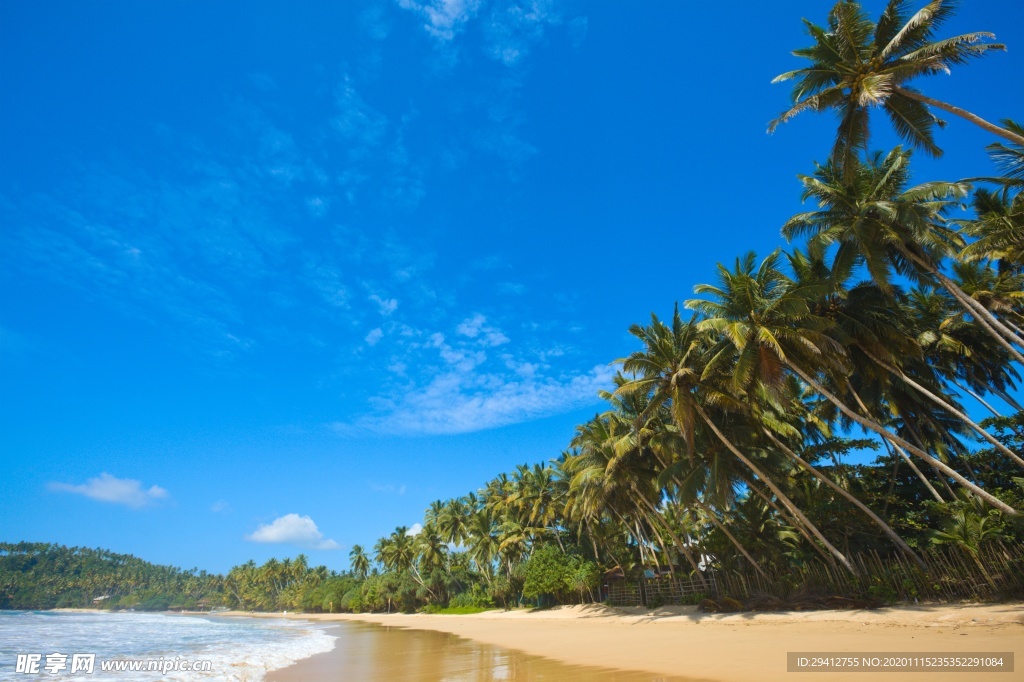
[4,1,1022,614]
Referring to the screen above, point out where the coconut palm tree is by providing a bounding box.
[349,545,369,580]
[958,189,1024,273]
[617,304,859,573]
[465,508,499,583]
[687,250,1017,514]
[784,148,1024,362]
[769,0,1021,174]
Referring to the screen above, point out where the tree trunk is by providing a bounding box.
[951,379,1004,419]
[900,246,1024,362]
[894,86,1024,147]
[893,440,947,502]
[763,429,928,570]
[636,495,710,589]
[842,377,948,502]
[785,359,1017,514]
[904,420,961,496]
[741,473,838,566]
[693,499,769,580]
[993,387,1024,414]
[861,346,1024,468]
[693,403,858,574]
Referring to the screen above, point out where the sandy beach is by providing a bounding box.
[234,602,1024,681]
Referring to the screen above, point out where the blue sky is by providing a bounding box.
[2,1,1022,573]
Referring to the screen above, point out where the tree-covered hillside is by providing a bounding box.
[0,542,224,611]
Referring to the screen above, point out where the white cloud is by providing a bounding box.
[370,482,407,495]
[456,314,509,346]
[456,313,486,337]
[365,327,384,345]
[397,0,482,41]
[396,0,575,65]
[245,513,340,550]
[48,473,169,509]
[406,523,423,536]
[359,363,614,435]
[306,196,328,217]
[370,294,399,316]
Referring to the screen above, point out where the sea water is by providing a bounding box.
[0,611,335,681]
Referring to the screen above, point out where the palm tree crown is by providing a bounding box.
[769,0,1019,173]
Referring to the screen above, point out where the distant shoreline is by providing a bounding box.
[220,602,1024,682]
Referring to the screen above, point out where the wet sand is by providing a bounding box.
[266,620,691,681]
[245,602,1023,682]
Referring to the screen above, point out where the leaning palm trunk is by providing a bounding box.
[740,473,838,567]
[693,499,769,580]
[951,379,1004,420]
[891,440,947,503]
[851,386,947,504]
[860,346,1024,469]
[763,430,928,571]
[952,382,1024,439]
[693,403,858,574]
[635,495,710,589]
[904,420,961,496]
[784,360,1018,515]
[900,247,1024,362]
[892,86,1024,148]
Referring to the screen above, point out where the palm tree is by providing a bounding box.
[349,545,369,580]
[618,305,858,573]
[439,498,471,547]
[687,250,1017,514]
[465,508,499,583]
[785,148,1024,363]
[958,188,1024,273]
[769,0,1021,174]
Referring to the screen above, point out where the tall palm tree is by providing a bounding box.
[769,0,1021,174]
[465,508,499,583]
[349,545,369,580]
[687,250,1017,514]
[438,498,471,547]
[618,305,858,573]
[958,188,1024,273]
[785,148,1024,363]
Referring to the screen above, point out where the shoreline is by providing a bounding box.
[229,602,1024,682]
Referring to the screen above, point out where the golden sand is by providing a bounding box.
[224,602,1024,681]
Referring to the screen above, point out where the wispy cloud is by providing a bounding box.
[370,294,399,316]
[245,513,340,550]
[456,313,509,346]
[397,0,482,41]
[370,482,408,495]
[48,473,169,509]
[334,307,611,435]
[362,362,613,435]
[396,0,579,65]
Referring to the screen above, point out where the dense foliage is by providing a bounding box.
[0,543,223,611]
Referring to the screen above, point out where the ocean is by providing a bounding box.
[0,611,335,681]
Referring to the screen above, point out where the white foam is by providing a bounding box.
[0,611,336,681]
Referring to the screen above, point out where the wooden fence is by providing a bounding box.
[715,541,1024,603]
[606,572,717,607]
[603,542,1023,607]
